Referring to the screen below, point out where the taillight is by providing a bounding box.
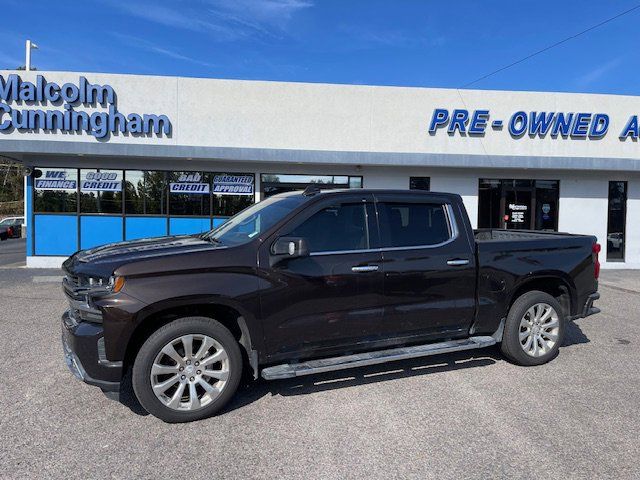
[7,227,13,237]
[592,243,601,280]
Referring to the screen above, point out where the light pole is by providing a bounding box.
[25,40,38,71]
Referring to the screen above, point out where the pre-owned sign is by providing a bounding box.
[428,108,640,140]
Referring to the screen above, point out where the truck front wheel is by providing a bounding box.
[500,290,565,366]
[132,316,243,423]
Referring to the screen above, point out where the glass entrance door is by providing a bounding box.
[502,187,534,229]
[479,179,559,231]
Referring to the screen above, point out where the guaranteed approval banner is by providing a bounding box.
[212,174,254,195]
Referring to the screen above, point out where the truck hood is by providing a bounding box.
[63,235,221,278]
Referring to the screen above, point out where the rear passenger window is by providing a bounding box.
[379,202,451,248]
[287,203,369,253]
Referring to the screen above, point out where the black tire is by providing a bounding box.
[132,316,243,423]
[500,290,565,366]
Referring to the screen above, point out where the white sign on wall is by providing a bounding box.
[80,171,122,192]
[34,170,76,190]
[212,174,254,196]
[170,172,210,194]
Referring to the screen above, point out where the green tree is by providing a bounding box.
[0,161,24,215]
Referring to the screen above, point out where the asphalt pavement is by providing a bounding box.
[0,237,25,268]
[0,268,639,479]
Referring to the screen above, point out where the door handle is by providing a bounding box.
[447,259,470,266]
[351,265,379,273]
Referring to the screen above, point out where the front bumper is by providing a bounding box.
[61,311,122,392]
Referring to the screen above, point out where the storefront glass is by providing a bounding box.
[409,177,430,191]
[169,171,212,216]
[124,171,168,215]
[607,181,627,261]
[31,167,256,255]
[34,168,78,213]
[80,169,123,214]
[478,179,559,231]
[261,173,363,197]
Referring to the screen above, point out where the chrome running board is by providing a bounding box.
[261,336,496,380]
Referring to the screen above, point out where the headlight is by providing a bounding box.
[86,275,125,295]
[87,276,106,288]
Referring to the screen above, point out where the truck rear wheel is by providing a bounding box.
[500,290,565,366]
[132,316,242,423]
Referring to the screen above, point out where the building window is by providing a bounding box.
[409,177,430,191]
[261,174,363,198]
[478,179,559,231]
[33,167,78,213]
[607,181,627,262]
[212,173,255,217]
[80,169,123,214]
[169,171,212,216]
[124,171,167,215]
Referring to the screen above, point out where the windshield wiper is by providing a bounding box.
[205,236,223,245]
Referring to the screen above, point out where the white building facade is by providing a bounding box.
[0,70,637,268]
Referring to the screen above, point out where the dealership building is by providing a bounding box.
[0,70,638,268]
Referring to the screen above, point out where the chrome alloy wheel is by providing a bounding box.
[150,334,229,411]
[519,303,560,357]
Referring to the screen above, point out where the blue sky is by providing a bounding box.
[1,0,639,94]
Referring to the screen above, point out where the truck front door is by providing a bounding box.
[258,194,385,359]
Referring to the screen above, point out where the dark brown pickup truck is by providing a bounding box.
[61,188,600,422]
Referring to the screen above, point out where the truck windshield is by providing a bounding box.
[202,195,305,247]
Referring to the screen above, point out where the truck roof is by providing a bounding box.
[276,187,462,202]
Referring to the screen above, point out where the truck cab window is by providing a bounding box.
[288,203,369,253]
[378,202,450,248]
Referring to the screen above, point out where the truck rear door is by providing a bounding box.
[374,193,476,340]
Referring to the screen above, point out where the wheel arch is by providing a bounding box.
[123,298,261,379]
[508,273,576,318]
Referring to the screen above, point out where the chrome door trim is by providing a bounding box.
[351,265,379,273]
[447,259,470,266]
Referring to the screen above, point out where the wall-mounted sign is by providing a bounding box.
[212,174,254,195]
[428,108,640,140]
[81,171,121,192]
[34,170,76,190]
[0,74,171,140]
[170,172,209,194]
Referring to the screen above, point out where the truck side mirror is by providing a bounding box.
[271,236,309,258]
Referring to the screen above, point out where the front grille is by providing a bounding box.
[63,275,87,301]
[62,275,104,323]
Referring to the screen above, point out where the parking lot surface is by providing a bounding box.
[1,268,639,479]
[0,238,25,268]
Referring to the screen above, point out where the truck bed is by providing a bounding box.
[471,228,597,335]
[474,229,584,242]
